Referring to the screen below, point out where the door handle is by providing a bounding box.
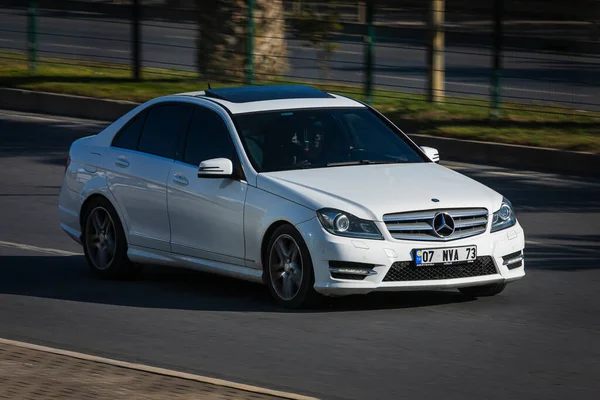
[172,173,189,186]
[115,156,130,168]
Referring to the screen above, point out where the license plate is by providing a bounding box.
[415,245,477,266]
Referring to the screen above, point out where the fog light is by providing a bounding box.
[328,261,377,280]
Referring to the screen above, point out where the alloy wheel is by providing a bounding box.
[268,234,304,301]
[85,207,117,270]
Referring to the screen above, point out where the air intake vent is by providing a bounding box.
[502,251,524,270]
[383,257,497,281]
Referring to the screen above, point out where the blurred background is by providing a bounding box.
[1,2,600,400]
[0,0,599,151]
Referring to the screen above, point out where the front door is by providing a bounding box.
[167,106,247,265]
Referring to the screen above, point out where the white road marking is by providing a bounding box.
[375,75,424,83]
[0,338,318,400]
[0,38,14,43]
[289,45,362,55]
[165,35,195,40]
[0,240,81,256]
[525,240,542,245]
[484,170,534,178]
[0,146,66,150]
[375,74,590,97]
[34,8,104,17]
[0,110,108,125]
[46,43,128,54]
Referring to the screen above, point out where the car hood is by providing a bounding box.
[257,163,503,221]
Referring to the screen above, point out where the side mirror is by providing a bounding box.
[420,146,440,163]
[198,158,233,178]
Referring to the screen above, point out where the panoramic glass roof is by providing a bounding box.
[203,85,334,103]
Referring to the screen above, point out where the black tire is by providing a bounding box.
[264,225,320,309]
[82,197,140,279]
[459,282,507,298]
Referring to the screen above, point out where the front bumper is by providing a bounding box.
[296,217,526,296]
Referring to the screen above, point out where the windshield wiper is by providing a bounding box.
[290,161,327,169]
[326,160,401,167]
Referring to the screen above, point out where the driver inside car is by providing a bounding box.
[290,123,325,166]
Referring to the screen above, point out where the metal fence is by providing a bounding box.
[1,0,599,115]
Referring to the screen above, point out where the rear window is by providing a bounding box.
[113,112,145,150]
[137,104,193,159]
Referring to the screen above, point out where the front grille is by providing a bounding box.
[383,256,497,281]
[383,208,489,241]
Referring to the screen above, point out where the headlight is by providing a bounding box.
[317,208,383,240]
[491,197,517,233]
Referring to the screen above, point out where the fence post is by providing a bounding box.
[364,0,374,104]
[490,0,504,118]
[246,0,255,85]
[27,0,38,72]
[358,0,366,23]
[132,0,141,81]
[427,0,445,102]
[293,0,302,15]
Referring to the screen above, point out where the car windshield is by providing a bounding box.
[233,107,427,173]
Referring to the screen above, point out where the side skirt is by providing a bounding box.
[127,246,264,284]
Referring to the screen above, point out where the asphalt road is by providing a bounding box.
[0,110,599,399]
[1,9,599,111]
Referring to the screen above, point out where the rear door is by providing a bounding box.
[107,102,193,251]
[167,106,247,265]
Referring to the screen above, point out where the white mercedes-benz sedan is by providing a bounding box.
[59,85,525,308]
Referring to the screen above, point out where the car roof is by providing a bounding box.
[177,85,365,115]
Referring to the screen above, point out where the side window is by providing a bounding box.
[113,112,145,150]
[138,103,193,159]
[183,107,236,166]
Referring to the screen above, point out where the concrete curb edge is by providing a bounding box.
[411,134,600,178]
[0,87,138,122]
[1,87,599,178]
[0,337,319,400]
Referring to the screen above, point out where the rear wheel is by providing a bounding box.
[82,197,139,279]
[265,225,320,309]
[459,282,507,298]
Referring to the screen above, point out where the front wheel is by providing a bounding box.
[459,282,507,298]
[264,225,320,309]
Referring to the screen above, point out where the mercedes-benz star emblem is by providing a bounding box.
[433,212,455,237]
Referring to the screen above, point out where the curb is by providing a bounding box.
[412,134,600,179]
[0,88,137,122]
[1,87,599,178]
[0,337,318,400]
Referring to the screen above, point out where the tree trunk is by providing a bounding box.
[196,0,288,82]
[427,0,445,103]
